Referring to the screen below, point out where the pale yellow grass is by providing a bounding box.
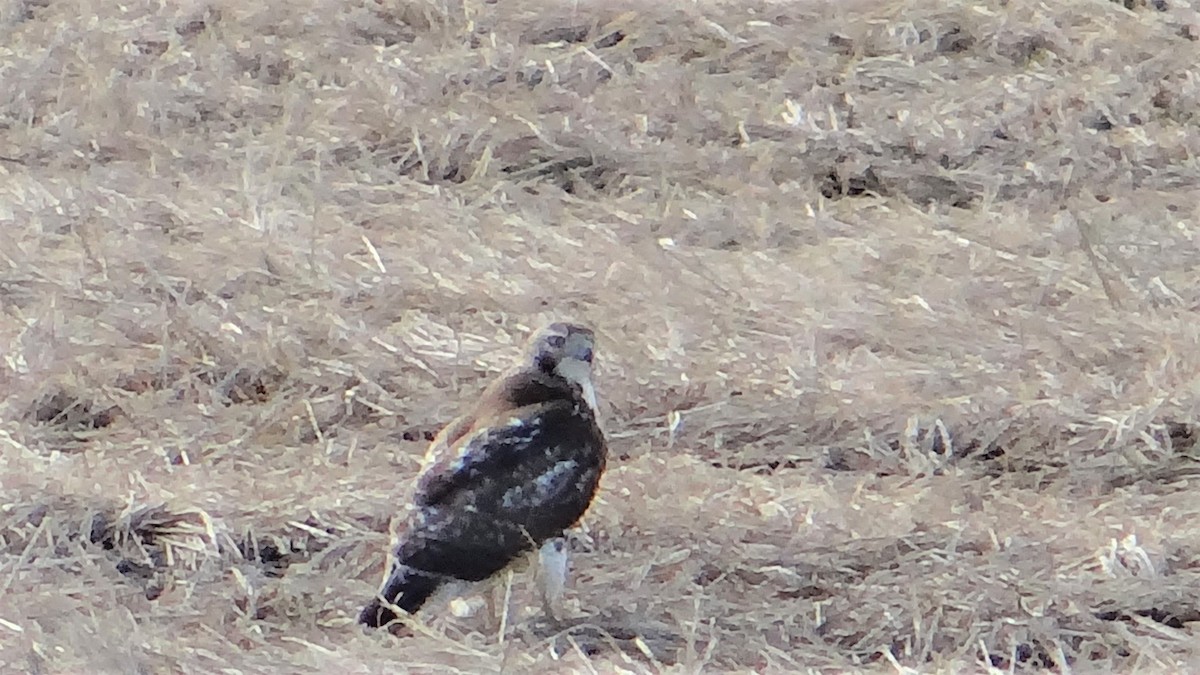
[3,0,1200,672]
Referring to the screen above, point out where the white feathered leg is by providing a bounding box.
[537,536,569,622]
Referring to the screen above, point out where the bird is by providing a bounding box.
[358,321,608,630]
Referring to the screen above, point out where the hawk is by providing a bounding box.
[359,322,608,630]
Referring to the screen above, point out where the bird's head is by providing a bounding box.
[526,322,598,410]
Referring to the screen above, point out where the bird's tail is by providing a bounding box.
[358,564,443,628]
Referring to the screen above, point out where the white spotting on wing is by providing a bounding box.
[534,458,580,499]
[501,458,579,508]
[445,417,538,474]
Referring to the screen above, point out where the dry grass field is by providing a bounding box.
[3,0,1200,672]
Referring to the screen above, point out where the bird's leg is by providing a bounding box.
[537,537,569,624]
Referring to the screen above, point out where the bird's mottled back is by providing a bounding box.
[359,321,608,630]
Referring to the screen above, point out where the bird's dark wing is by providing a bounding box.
[398,399,606,582]
[412,399,602,510]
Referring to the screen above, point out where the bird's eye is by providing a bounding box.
[546,335,566,349]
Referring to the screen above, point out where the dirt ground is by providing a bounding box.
[3,0,1200,672]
